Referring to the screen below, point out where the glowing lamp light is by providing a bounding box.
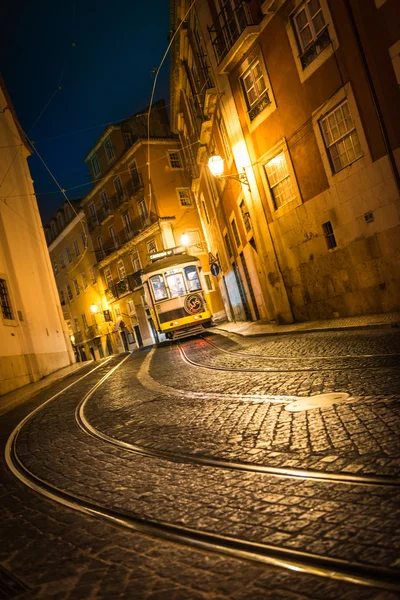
[181,234,190,246]
[208,154,224,177]
[90,304,98,313]
[70,335,75,344]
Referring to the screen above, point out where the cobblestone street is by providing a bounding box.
[1,326,400,599]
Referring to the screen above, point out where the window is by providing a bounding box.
[168,150,183,169]
[166,272,186,298]
[240,200,251,233]
[57,213,64,230]
[81,271,88,290]
[201,196,210,224]
[100,190,108,209]
[364,211,374,224]
[129,160,141,190]
[130,252,141,273]
[81,230,87,249]
[97,236,105,258]
[82,313,89,330]
[204,273,214,292]
[177,188,192,207]
[138,199,148,223]
[224,233,233,258]
[60,253,65,269]
[114,176,124,199]
[73,238,80,257]
[127,300,135,314]
[322,221,337,249]
[241,59,270,121]
[150,275,168,301]
[74,317,81,333]
[320,101,362,173]
[91,154,101,177]
[66,246,72,264]
[89,266,97,284]
[0,278,13,320]
[231,218,241,248]
[184,266,202,292]
[293,0,330,69]
[117,259,126,280]
[53,259,59,276]
[147,238,157,255]
[123,132,133,149]
[104,136,115,161]
[88,203,96,219]
[73,278,80,296]
[59,289,65,305]
[109,225,118,248]
[122,211,132,234]
[264,152,295,209]
[104,268,113,288]
[66,284,73,301]
[114,305,121,319]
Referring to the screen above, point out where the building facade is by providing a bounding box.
[0,79,73,397]
[81,101,225,346]
[170,0,400,321]
[45,202,113,361]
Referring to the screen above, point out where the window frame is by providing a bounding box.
[104,136,115,162]
[176,188,193,208]
[73,238,80,257]
[66,246,72,264]
[319,100,363,174]
[149,274,168,302]
[117,259,126,281]
[0,277,16,323]
[91,154,101,177]
[168,150,183,169]
[81,271,88,290]
[146,238,157,255]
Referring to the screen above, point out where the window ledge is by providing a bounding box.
[217,25,260,75]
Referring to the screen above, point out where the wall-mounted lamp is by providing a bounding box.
[208,154,250,190]
[180,234,190,246]
[90,304,98,313]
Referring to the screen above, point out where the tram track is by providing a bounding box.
[177,339,400,373]
[5,347,400,593]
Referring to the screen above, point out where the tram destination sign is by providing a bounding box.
[150,246,186,262]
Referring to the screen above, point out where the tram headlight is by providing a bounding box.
[194,315,198,319]
[174,321,179,325]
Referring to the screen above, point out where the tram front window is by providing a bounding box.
[166,272,186,298]
[184,266,201,291]
[150,275,168,301]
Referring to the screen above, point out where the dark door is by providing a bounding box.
[134,325,143,347]
[120,329,129,351]
[233,262,252,321]
[240,251,260,320]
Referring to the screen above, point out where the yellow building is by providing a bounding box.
[0,78,73,396]
[81,100,225,347]
[45,202,112,360]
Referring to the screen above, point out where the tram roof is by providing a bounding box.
[142,254,199,275]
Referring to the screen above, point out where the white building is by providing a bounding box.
[0,78,73,396]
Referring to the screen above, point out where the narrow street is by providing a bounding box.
[1,326,400,599]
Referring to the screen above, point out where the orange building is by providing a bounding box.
[170,0,400,321]
[81,101,225,348]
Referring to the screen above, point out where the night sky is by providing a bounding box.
[1,0,171,224]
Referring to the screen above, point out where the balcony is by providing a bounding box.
[208,1,262,74]
[125,175,143,199]
[128,269,143,290]
[87,215,99,233]
[98,203,113,225]
[94,212,158,263]
[106,277,132,300]
[87,324,100,339]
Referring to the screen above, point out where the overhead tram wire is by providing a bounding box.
[146,0,197,220]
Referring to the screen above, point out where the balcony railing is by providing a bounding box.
[208,1,261,65]
[94,212,158,263]
[299,26,331,69]
[98,203,113,224]
[87,215,99,233]
[87,324,100,339]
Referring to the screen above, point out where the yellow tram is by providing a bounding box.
[141,247,212,340]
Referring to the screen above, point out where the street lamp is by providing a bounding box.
[180,233,190,247]
[90,304,98,313]
[208,154,250,190]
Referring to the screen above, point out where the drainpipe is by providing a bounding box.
[343,0,400,195]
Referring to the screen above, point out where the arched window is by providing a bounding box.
[51,221,57,238]
[57,213,64,230]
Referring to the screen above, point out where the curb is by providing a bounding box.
[212,321,399,339]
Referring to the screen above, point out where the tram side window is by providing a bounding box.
[184,266,201,292]
[166,273,186,298]
[150,275,168,301]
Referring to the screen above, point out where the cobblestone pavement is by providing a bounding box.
[1,330,400,598]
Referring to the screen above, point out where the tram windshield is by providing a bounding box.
[166,272,186,298]
[184,266,201,291]
[150,274,168,301]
